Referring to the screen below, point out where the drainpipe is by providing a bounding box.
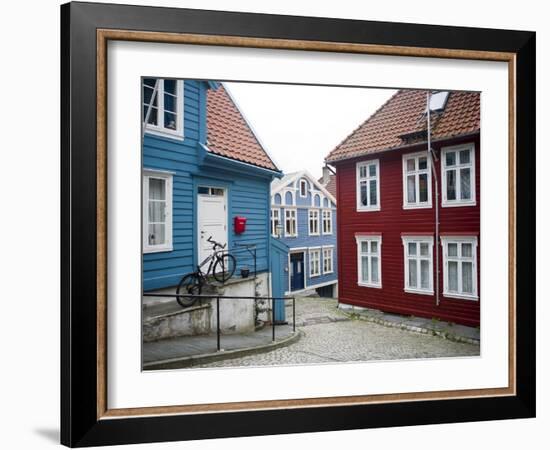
[427,91,441,307]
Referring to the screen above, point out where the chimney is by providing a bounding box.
[322,166,331,185]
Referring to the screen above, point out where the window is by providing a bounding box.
[356,160,380,211]
[402,236,434,294]
[323,247,334,274]
[309,248,321,277]
[142,78,184,138]
[429,91,449,111]
[356,236,382,288]
[284,209,297,237]
[270,208,281,237]
[441,236,478,300]
[403,152,432,208]
[198,186,224,196]
[299,179,307,197]
[322,210,332,234]
[308,209,320,235]
[143,170,173,253]
[441,144,476,206]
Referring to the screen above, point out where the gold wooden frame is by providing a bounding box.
[96,29,516,420]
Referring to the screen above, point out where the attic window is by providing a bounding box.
[299,179,307,197]
[429,91,449,112]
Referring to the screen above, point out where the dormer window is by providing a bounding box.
[143,78,184,139]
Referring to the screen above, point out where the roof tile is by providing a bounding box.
[207,85,278,171]
[325,90,480,162]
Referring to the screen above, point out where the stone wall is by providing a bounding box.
[143,273,270,342]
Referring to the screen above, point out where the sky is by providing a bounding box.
[224,82,397,180]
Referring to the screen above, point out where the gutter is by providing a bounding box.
[197,143,283,179]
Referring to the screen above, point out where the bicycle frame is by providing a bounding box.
[196,247,226,278]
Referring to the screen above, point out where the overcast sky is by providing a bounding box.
[224,82,397,180]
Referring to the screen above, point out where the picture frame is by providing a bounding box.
[60,1,535,447]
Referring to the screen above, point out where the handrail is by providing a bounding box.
[143,292,296,352]
[229,242,257,278]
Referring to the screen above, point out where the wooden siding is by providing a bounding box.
[334,135,480,326]
[143,80,273,290]
[276,206,338,292]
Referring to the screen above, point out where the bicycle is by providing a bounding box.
[175,236,236,308]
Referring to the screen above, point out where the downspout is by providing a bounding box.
[427,91,441,307]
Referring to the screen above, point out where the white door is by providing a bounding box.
[197,187,228,264]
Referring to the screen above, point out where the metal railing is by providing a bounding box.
[228,242,257,279]
[142,293,295,352]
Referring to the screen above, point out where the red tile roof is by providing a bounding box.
[325,90,480,163]
[206,84,279,171]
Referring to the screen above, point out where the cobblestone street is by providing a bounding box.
[196,296,480,368]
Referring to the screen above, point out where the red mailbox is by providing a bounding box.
[234,216,247,234]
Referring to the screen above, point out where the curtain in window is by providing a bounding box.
[148,178,166,246]
[361,256,369,282]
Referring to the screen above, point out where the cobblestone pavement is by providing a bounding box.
[197,297,480,368]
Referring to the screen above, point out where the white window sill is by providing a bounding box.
[144,127,184,141]
[310,273,321,278]
[285,234,298,238]
[309,232,320,236]
[403,203,433,210]
[358,282,382,289]
[443,292,479,301]
[357,206,381,212]
[322,232,333,236]
[143,245,173,254]
[405,288,434,296]
[323,270,334,275]
[441,200,477,208]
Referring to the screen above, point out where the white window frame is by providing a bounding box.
[441,236,479,300]
[322,209,333,235]
[284,208,297,237]
[299,179,308,197]
[322,246,334,274]
[308,209,320,236]
[401,236,434,295]
[143,78,184,140]
[356,160,381,212]
[355,235,382,288]
[143,170,173,253]
[309,247,321,277]
[441,143,476,207]
[402,151,432,209]
[270,208,281,237]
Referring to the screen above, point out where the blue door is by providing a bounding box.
[290,253,304,292]
[270,238,288,323]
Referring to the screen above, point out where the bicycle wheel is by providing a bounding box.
[213,253,236,283]
[176,273,202,307]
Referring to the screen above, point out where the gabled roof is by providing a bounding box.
[271,170,336,204]
[325,89,480,163]
[318,173,337,198]
[206,84,279,172]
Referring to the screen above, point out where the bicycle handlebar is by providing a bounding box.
[206,236,226,250]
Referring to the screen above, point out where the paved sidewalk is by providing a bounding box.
[143,323,299,370]
[338,304,480,345]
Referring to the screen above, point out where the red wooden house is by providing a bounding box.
[325,90,480,326]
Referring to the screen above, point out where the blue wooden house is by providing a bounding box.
[271,171,338,297]
[142,79,285,297]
